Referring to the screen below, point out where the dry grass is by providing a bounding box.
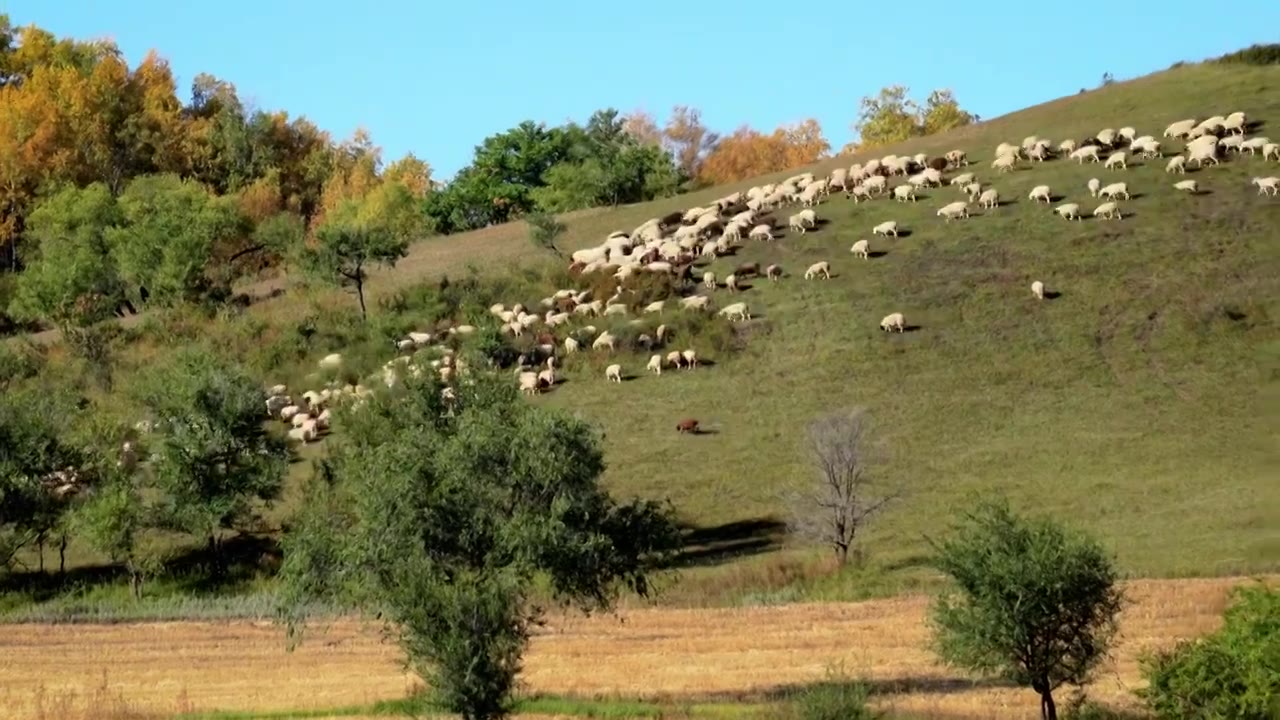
[1,576,1269,719]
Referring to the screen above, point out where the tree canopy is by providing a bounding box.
[853,86,977,149]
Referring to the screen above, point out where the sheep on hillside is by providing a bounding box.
[766,264,783,281]
[804,261,832,280]
[937,201,970,221]
[719,302,750,322]
[1173,179,1198,193]
[605,364,623,383]
[789,209,818,234]
[1087,178,1102,197]
[872,221,899,237]
[879,313,905,333]
[1028,185,1052,203]
[1099,182,1129,201]
[1055,203,1082,221]
[1031,280,1046,300]
[851,239,870,259]
[1165,155,1186,174]
[1093,202,1122,220]
[1253,177,1280,196]
[978,189,1000,209]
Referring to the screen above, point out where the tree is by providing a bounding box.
[663,105,718,179]
[279,371,680,720]
[919,89,977,136]
[302,207,409,318]
[697,119,831,186]
[71,473,158,598]
[131,349,286,568]
[383,153,432,198]
[928,499,1125,720]
[525,212,566,257]
[621,109,663,146]
[106,173,243,306]
[852,86,976,149]
[1140,583,1278,719]
[785,409,895,566]
[9,183,123,329]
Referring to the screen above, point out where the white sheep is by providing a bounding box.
[1104,152,1127,170]
[1173,180,1198,193]
[603,303,627,317]
[1165,155,1186,174]
[749,224,774,242]
[1058,139,1078,154]
[1262,143,1279,161]
[1028,185,1052,203]
[719,302,750,322]
[1163,119,1197,138]
[937,201,970,221]
[643,300,665,315]
[1070,146,1101,164]
[280,404,301,422]
[1087,178,1101,197]
[1099,182,1129,200]
[1118,127,1136,143]
[288,421,319,444]
[949,172,975,187]
[978,189,1000,209]
[945,149,968,166]
[268,384,287,396]
[680,295,710,311]
[879,313,905,333]
[1055,203,1081,221]
[851,239,870,259]
[682,349,698,369]
[666,350,683,369]
[605,364,623,383]
[291,412,312,428]
[1187,144,1219,168]
[873,220,899,237]
[789,209,818,234]
[1031,280,1045,300]
[702,271,716,289]
[991,154,1017,173]
[1253,177,1280,196]
[518,371,540,396]
[592,331,616,351]
[1093,201,1121,220]
[318,353,342,370]
[724,273,739,292]
[646,354,663,375]
[804,261,831,280]
[893,184,917,202]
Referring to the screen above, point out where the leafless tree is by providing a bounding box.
[786,408,897,565]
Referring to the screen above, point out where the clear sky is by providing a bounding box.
[7,1,1278,179]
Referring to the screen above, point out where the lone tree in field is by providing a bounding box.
[786,408,896,566]
[279,370,680,720]
[928,499,1124,720]
[525,211,566,258]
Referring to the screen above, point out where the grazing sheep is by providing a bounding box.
[851,239,870,259]
[789,209,818,234]
[879,313,905,333]
[1104,152,1127,170]
[681,349,698,369]
[1026,185,1050,204]
[1187,144,1219,168]
[1093,201,1121,220]
[724,273,739,292]
[749,224,774,242]
[991,154,1017,173]
[318,353,343,370]
[268,384,287,396]
[564,336,580,354]
[603,303,627,317]
[703,271,716,289]
[1087,178,1101,197]
[288,421,319,444]
[1070,146,1102,164]
[1055,203,1082,220]
[1099,182,1129,200]
[804,261,832,280]
[279,405,301,422]
[605,364,623,383]
[518,371,540,396]
[963,182,982,201]
[1173,179,1198,193]
[680,295,710,311]
[643,300,665,315]
[646,354,663,375]
[719,302,750,322]
[873,220,899,237]
[1263,143,1279,161]
[766,264,782,281]
[1163,119,1197,138]
[316,408,332,431]
[893,184,917,202]
[592,331,616,351]
[978,189,1000,209]
[1031,280,1045,300]
[937,201,971,221]
[666,350,683,369]
[675,418,700,434]
[1059,139,1078,154]
[949,172,975,187]
[945,149,968,166]
[1165,155,1186,174]
[1253,177,1280,196]
[266,395,292,417]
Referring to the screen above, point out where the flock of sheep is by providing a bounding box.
[256,108,1276,443]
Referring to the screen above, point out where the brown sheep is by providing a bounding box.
[675,418,700,434]
[927,157,948,172]
[734,262,761,278]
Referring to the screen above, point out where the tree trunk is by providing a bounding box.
[356,279,367,319]
[1040,689,1056,720]
[58,533,67,575]
[37,532,45,573]
[835,541,849,566]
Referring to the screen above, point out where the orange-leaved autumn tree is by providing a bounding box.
[663,105,719,178]
[621,109,663,147]
[697,119,831,186]
[383,153,432,198]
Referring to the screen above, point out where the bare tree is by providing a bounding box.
[786,408,897,565]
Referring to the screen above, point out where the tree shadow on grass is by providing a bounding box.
[666,517,788,569]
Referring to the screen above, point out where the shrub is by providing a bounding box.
[1213,44,1280,66]
[0,340,46,387]
[782,669,880,720]
[1139,583,1279,719]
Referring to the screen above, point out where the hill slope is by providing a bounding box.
[460,62,1278,585]
[18,61,1279,606]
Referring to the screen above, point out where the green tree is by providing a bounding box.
[71,473,159,597]
[928,499,1124,720]
[525,212,566,257]
[107,173,241,306]
[853,85,921,149]
[9,183,123,329]
[301,195,410,318]
[919,89,977,136]
[1140,583,1279,719]
[131,348,286,568]
[279,372,680,720]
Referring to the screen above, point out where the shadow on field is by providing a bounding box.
[1043,290,1063,300]
[755,674,1016,702]
[668,517,787,568]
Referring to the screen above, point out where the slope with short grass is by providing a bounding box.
[8,61,1279,610]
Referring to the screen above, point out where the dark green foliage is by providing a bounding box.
[1140,584,1279,719]
[130,348,286,559]
[525,212,566,257]
[0,340,45,388]
[783,677,880,720]
[301,216,408,319]
[279,372,680,720]
[929,499,1124,720]
[1213,44,1280,66]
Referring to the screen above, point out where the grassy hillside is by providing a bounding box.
[8,61,1279,613]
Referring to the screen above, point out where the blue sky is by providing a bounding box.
[7,1,1278,179]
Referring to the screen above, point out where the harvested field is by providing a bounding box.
[0,576,1266,719]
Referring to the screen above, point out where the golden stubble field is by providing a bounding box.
[0,576,1265,720]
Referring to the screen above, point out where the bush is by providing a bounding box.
[0,340,46,387]
[1140,583,1279,719]
[782,671,880,720]
[1213,44,1280,66]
